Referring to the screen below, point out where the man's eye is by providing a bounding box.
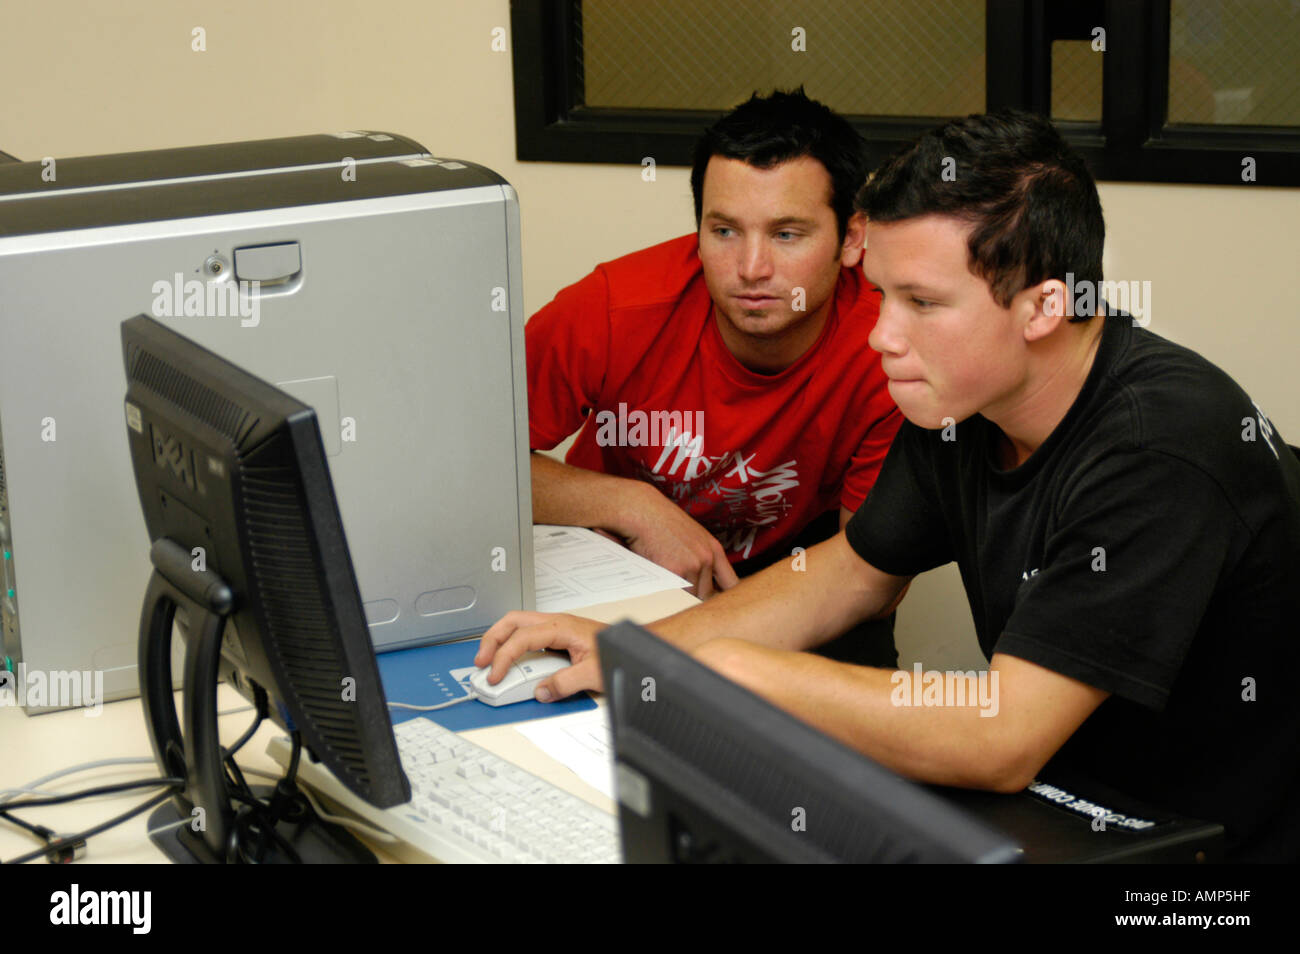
[775,230,798,240]
[912,297,937,309]
[713,227,734,237]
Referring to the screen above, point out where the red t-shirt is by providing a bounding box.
[528,234,901,564]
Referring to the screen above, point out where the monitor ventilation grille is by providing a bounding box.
[128,346,257,446]
[241,463,373,791]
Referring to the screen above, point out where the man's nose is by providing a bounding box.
[869,295,905,356]
[738,237,774,283]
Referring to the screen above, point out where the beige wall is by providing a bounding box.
[4,0,1296,670]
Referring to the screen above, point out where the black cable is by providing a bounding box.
[224,710,263,759]
[223,685,268,759]
[0,809,79,863]
[219,738,310,863]
[1,776,185,810]
[223,691,316,863]
[3,787,179,865]
[221,786,305,863]
[2,775,182,863]
[223,754,253,800]
[0,808,51,839]
[229,803,304,864]
[5,691,302,863]
[225,788,265,811]
[0,809,80,863]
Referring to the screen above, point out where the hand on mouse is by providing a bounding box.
[474,612,604,701]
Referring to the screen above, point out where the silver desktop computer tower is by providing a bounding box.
[0,132,534,711]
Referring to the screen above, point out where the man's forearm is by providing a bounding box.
[696,641,1018,790]
[531,451,649,537]
[648,532,907,655]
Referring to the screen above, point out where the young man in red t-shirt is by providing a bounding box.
[527,89,902,663]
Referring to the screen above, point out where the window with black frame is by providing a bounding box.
[511,0,1300,185]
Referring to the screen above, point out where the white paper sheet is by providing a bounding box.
[514,708,615,800]
[532,525,689,613]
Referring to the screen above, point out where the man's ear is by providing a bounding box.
[1024,278,1069,343]
[840,212,867,268]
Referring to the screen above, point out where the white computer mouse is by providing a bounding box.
[468,651,571,706]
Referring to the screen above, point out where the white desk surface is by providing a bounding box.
[0,587,697,864]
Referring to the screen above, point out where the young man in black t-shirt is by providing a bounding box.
[476,111,1300,862]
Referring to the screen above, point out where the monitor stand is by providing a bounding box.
[144,789,376,865]
[137,538,377,863]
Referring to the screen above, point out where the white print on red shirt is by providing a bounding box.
[636,425,801,560]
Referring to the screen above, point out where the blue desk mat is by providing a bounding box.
[377,641,596,732]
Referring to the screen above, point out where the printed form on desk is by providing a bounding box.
[532,525,690,612]
[515,709,615,800]
[524,526,686,802]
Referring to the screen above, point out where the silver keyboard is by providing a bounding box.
[267,716,622,864]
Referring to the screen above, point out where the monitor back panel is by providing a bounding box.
[0,142,533,709]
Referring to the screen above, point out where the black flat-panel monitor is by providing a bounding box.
[598,620,1023,863]
[122,314,408,860]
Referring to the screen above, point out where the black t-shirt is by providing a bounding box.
[846,315,1300,862]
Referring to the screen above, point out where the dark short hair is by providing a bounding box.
[691,88,868,242]
[856,110,1104,318]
